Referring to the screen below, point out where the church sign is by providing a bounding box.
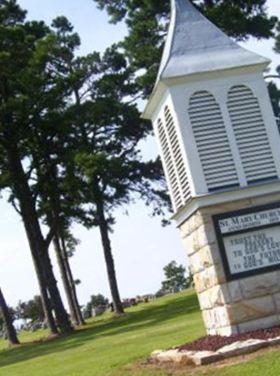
[213,203,280,280]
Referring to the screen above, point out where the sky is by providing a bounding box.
[1,0,280,308]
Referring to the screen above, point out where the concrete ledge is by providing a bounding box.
[150,336,280,366]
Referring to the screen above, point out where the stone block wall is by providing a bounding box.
[180,192,280,336]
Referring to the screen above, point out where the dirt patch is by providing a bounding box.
[177,325,280,352]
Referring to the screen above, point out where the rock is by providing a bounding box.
[218,339,266,356]
[239,272,280,299]
[228,296,275,324]
[267,336,280,345]
[238,315,280,333]
[151,349,192,365]
[188,351,222,366]
[227,281,243,303]
[150,333,280,368]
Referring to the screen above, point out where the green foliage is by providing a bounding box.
[274,21,280,54]
[271,22,280,127]
[94,0,277,97]
[0,0,170,328]
[61,42,171,229]
[0,1,81,334]
[0,0,170,241]
[0,0,76,223]
[161,260,191,293]
[25,13,170,235]
[15,296,44,323]
[85,294,109,313]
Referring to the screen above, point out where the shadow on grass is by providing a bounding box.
[0,291,200,369]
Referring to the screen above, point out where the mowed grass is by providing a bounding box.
[0,290,204,375]
[0,290,280,376]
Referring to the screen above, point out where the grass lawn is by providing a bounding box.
[0,290,280,375]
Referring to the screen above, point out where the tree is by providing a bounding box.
[0,287,19,345]
[0,0,73,334]
[84,294,109,318]
[94,0,278,97]
[30,16,86,327]
[72,54,168,314]
[275,21,280,54]
[16,296,44,323]
[0,1,169,325]
[47,32,169,315]
[268,81,280,128]
[86,294,109,311]
[161,261,191,293]
[53,232,85,326]
[269,22,280,128]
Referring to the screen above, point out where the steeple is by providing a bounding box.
[158,0,269,81]
[141,0,280,338]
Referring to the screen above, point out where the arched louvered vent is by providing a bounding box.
[228,85,278,184]
[189,91,239,191]
[156,106,191,211]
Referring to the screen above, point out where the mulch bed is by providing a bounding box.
[177,326,280,352]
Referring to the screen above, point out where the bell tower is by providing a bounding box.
[143,0,280,335]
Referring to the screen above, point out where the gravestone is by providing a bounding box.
[143,0,280,335]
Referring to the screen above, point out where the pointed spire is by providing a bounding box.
[157,0,269,81]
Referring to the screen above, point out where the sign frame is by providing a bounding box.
[213,201,280,281]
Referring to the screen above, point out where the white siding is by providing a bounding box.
[228,85,278,184]
[156,106,191,211]
[189,91,239,191]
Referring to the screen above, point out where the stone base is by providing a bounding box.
[151,336,280,366]
[179,192,280,335]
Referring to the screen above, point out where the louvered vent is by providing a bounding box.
[189,91,239,191]
[228,85,278,184]
[156,106,191,211]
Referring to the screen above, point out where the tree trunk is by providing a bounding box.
[32,259,58,335]
[41,242,73,334]
[41,154,84,326]
[96,200,124,315]
[5,142,72,334]
[53,234,80,326]
[0,288,19,346]
[60,236,85,325]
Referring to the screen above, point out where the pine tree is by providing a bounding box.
[63,46,169,315]
[94,0,278,97]
[0,0,73,334]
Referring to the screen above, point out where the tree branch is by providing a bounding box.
[45,226,56,248]
[10,198,22,216]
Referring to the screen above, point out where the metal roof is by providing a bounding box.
[157,0,269,81]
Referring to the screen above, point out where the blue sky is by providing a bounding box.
[1,0,280,307]
[20,0,127,55]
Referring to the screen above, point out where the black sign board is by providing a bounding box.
[213,202,280,281]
